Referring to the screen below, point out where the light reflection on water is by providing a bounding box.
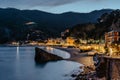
[0,47,82,80]
[16,46,19,60]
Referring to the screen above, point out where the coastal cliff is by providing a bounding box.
[34,47,63,63]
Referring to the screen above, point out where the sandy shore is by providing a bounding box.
[56,47,96,80]
[56,47,94,66]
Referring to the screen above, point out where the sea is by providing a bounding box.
[0,46,83,80]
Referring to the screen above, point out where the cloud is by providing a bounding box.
[0,0,106,10]
[33,0,80,6]
[0,0,80,8]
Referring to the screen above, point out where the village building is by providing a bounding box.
[105,23,120,55]
[105,23,120,46]
[46,38,65,45]
[66,37,76,46]
[105,31,120,45]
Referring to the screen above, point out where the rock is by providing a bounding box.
[71,74,77,77]
[34,47,63,63]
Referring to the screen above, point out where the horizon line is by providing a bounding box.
[0,7,116,14]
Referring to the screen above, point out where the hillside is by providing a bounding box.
[0,8,113,43]
[68,10,120,40]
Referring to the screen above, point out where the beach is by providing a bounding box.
[57,47,94,66]
[56,47,96,80]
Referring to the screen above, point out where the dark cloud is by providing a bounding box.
[34,0,80,6]
[0,0,106,9]
[0,0,80,8]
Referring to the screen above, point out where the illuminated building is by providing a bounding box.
[66,37,76,46]
[105,24,120,56]
[105,31,120,45]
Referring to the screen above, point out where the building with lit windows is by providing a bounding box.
[105,31,120,44]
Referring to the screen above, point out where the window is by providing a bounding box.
[114,37,118,41]
[119,32,120,36]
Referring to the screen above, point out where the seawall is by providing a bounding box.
[96,56,120,79]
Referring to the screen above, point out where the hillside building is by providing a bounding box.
[105,31,120,44]
[105,23,120,46]
[105,23,120,56]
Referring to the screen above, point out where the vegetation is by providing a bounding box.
[0,8,112,43]
[67,10,120,40]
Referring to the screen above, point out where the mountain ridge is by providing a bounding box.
[0,8,113,43]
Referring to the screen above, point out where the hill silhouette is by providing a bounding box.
[0,8,113,43]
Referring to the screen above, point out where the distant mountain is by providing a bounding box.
[0,8,113,43]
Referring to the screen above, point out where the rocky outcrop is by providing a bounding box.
[34,47,63,63]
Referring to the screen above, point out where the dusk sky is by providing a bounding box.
[0,0,120,13]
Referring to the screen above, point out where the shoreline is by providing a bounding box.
[56,47,94,66]
[2,45,119,79]
[0,45,95,66]
[1,46,96,79]
[55,47,96,80]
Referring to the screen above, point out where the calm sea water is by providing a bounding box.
[0,47,82,80]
